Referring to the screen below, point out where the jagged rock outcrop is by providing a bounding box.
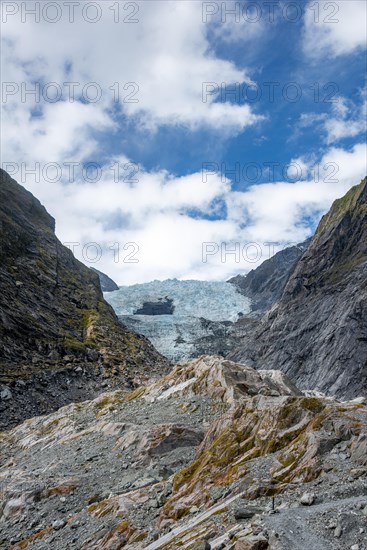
[0,169,169,429]
[90,268,119,292]
[1,356,366,549]
[140,355,302,405]
[229,178,367,399]
[228,239,310,312]
[135,297,175,315]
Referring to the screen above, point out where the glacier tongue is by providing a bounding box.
[104,279,251,362]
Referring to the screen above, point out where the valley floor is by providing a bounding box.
[1,356,367,550]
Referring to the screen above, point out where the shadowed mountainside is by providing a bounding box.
[90,268,119,292]
[0,169,170,429]
[228,239,310,312]
[229,178,367,399]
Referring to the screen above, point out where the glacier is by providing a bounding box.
[104,279,251,362]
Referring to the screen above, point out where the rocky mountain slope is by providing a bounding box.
[1,356,366,550]
[90,268,119,292]
[228,239,310,312]
[0,169,169,430]
[1,168,366,549]
[229,178,367,400]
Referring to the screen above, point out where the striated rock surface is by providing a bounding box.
[139,356,302,405]
[228,239,310,312]
[229,178,367,399]
[90,268,119,292]
[0,169,169,429]
[1,356,367,550]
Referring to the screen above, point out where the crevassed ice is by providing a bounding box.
[105,279,250,321]
[104,279,251,362]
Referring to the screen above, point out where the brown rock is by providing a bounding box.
[234,535,269,549]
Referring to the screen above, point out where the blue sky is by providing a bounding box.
[1,0,366,283]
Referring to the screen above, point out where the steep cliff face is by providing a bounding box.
[228,239,310,311]
[0,169,169,429]
[229,178,367,399]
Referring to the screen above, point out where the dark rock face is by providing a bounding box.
[229,178,367,399]
[228,239,310,312]
[90,267,119,292]
[192,317,268,361]
[0,169,170,429]
[134,297,175,315]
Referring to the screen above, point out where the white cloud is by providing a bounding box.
[1,1,366,285]
[303,0,367,58]
[323,95,367,144]
[227,142,367,244]
[1,0,262,143]
[299,112,327,127]
[209,0,266,44]
[299,90,367,145]
[3,100,115,165]
[286,157,311,181]
[5,144,364,285]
